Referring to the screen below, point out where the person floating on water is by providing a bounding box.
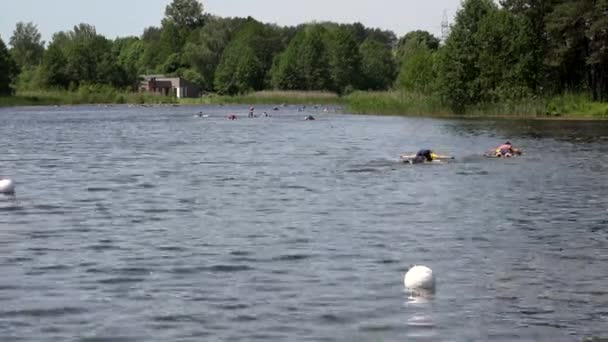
[401,149,453,164]
[489,141,522,158]
[305,115,315,121]
[227,114,238,120]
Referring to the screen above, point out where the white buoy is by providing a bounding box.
[0,178,15,194]
[404,265,435,292]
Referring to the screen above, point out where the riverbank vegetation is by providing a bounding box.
[0,0,606,118]
[179,90,343,106]
[0,86,176,107]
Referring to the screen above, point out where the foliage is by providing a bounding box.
[0,37,19,95]
[396,42,437,94]
[346,91,447,116]
[214,40,263,95]
[181,16,243,90]
[164,0,205,30]
[475,9,535,101]
[9,22,45,68]
[396,30,440,64]
[214,18,284,94]
[327,25,361,93]
[0,86,176,107]
[359,37,396,90]
[270,25,331,91]
[2,0,607,114]
[179,90,343,105]
[437,0,498,113]
[15,65,45,91]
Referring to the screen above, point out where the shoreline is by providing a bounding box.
[2,90,607,120]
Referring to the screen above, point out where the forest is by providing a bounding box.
[0,0,606,115]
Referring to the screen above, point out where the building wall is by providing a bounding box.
[139,75,201,98]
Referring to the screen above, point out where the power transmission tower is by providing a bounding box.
[441,10,449,43]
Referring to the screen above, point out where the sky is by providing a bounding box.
[1,0,462,44]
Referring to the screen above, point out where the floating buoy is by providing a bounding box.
[404,265,435,292]
[0,178,15,194]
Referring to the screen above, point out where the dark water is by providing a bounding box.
[1,105,607,341]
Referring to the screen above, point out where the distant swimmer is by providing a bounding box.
[263,112,270,117]
[487,141,522,158]
[304,115,315,121]
[227,114,238,120]
[401,149,453,164]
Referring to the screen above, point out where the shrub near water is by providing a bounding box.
[179,90,344,105]
[345,91,608,118]
[2,86,177,106]
[346,91,448,116]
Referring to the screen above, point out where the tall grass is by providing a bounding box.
[346,91,449,116]
[544,93,608,118]
[2,87,606,119]
[179,90,345,105]
[0,85,176,107]
[346,91,608,119]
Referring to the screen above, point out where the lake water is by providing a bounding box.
[1,105,607,341]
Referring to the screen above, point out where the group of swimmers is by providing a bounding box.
[197,108,316,121]
[404,141,522,164]
[196,104,331,121]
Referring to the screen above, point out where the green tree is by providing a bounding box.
[270,29,307,90]
[396,30,440,66]
[40,24,131,89]
[181,16,243,90]
[587,0,608,100]
[0,37,19,95]
[438,0,498,112]
[142,26,162,43]
[359,37,395,90]
[214,18,283,93]
[544,0,593,94]
[164,0,205,30]
[9,22,45,68]
[70,23,97,40]
[160,52,186,74]
[396,42,436,93]
[475,9,535,101]
[292,25,331,90]
[179,68,205,88]
[500,0,556,93]
[327,25,361,93]
[214,43,263,94]
[41,35,69,88]
[115,37,145,84]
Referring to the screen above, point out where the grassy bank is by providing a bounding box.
[179,90,345,106]
[346,91,608,119]
[0,86,176,107]
[2,88,606,119]
[345,91,450,116]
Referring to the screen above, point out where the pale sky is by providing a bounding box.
[1,0,462,44]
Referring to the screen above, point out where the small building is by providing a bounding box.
[139,75,201,98]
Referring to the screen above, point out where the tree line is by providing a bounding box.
[0,0,606,112]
